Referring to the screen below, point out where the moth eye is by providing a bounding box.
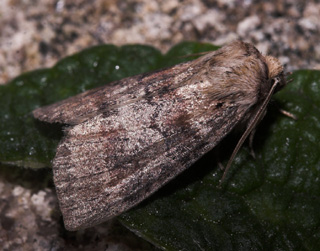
[216,102,224,108]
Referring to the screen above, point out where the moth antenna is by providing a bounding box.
[220,78,281,184]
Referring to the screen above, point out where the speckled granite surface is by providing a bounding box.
[1,0,320,250]
[0,0,319,85]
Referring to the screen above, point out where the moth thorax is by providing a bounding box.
[265,55,283,79]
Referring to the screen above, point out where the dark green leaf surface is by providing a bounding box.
[0,42,319,250]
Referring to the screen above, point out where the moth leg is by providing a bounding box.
[220,77,282,183]
[278,73,296,120]
[218,162,225,171]
[212,148,225,170]
[249,128,256,159]
[279,109,297,120]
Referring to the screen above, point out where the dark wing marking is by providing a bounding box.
[33,61,196,125]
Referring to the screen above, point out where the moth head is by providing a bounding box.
[265,55,287,92]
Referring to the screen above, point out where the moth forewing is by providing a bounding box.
[33,41,287,230]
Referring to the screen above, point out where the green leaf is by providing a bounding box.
[1,42,319,250]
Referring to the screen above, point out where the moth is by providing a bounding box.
[33,41,288,231]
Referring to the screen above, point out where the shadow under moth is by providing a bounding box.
[33,41,288,231]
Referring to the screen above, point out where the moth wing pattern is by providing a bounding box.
[33,41,276,230]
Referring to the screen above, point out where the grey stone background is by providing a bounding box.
[0,0,319,250]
